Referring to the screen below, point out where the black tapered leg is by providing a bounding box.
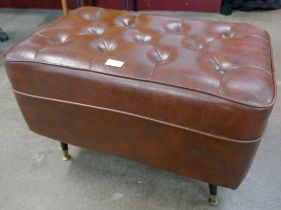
[208,184,218,206]
[60,142,71,161]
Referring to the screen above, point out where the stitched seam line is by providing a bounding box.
[14,89,262,144]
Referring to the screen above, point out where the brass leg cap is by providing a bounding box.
[209,195,218,207]
[62,151,71,161]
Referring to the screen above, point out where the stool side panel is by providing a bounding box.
[14,91,261,189]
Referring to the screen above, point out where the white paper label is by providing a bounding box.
[105,59,124,68]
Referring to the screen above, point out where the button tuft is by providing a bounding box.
[154,48,169,63]
[135,32,152,42]
[88,26,105,35]
[98,41,117,52]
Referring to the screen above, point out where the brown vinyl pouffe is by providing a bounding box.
[3,7,276,206]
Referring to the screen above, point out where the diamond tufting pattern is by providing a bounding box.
[4,7,275,107]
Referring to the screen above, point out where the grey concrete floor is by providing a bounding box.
[0,8,281,210]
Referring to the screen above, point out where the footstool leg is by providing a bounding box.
[208,184,218,206]
[61,0,68,15]
[60,142,71,161]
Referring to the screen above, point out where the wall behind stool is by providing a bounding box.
[0,0,222,13]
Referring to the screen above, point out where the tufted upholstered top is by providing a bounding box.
[5,7,275,107]
[4,7,276,141]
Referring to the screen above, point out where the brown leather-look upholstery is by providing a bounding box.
[3,7,276,189]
